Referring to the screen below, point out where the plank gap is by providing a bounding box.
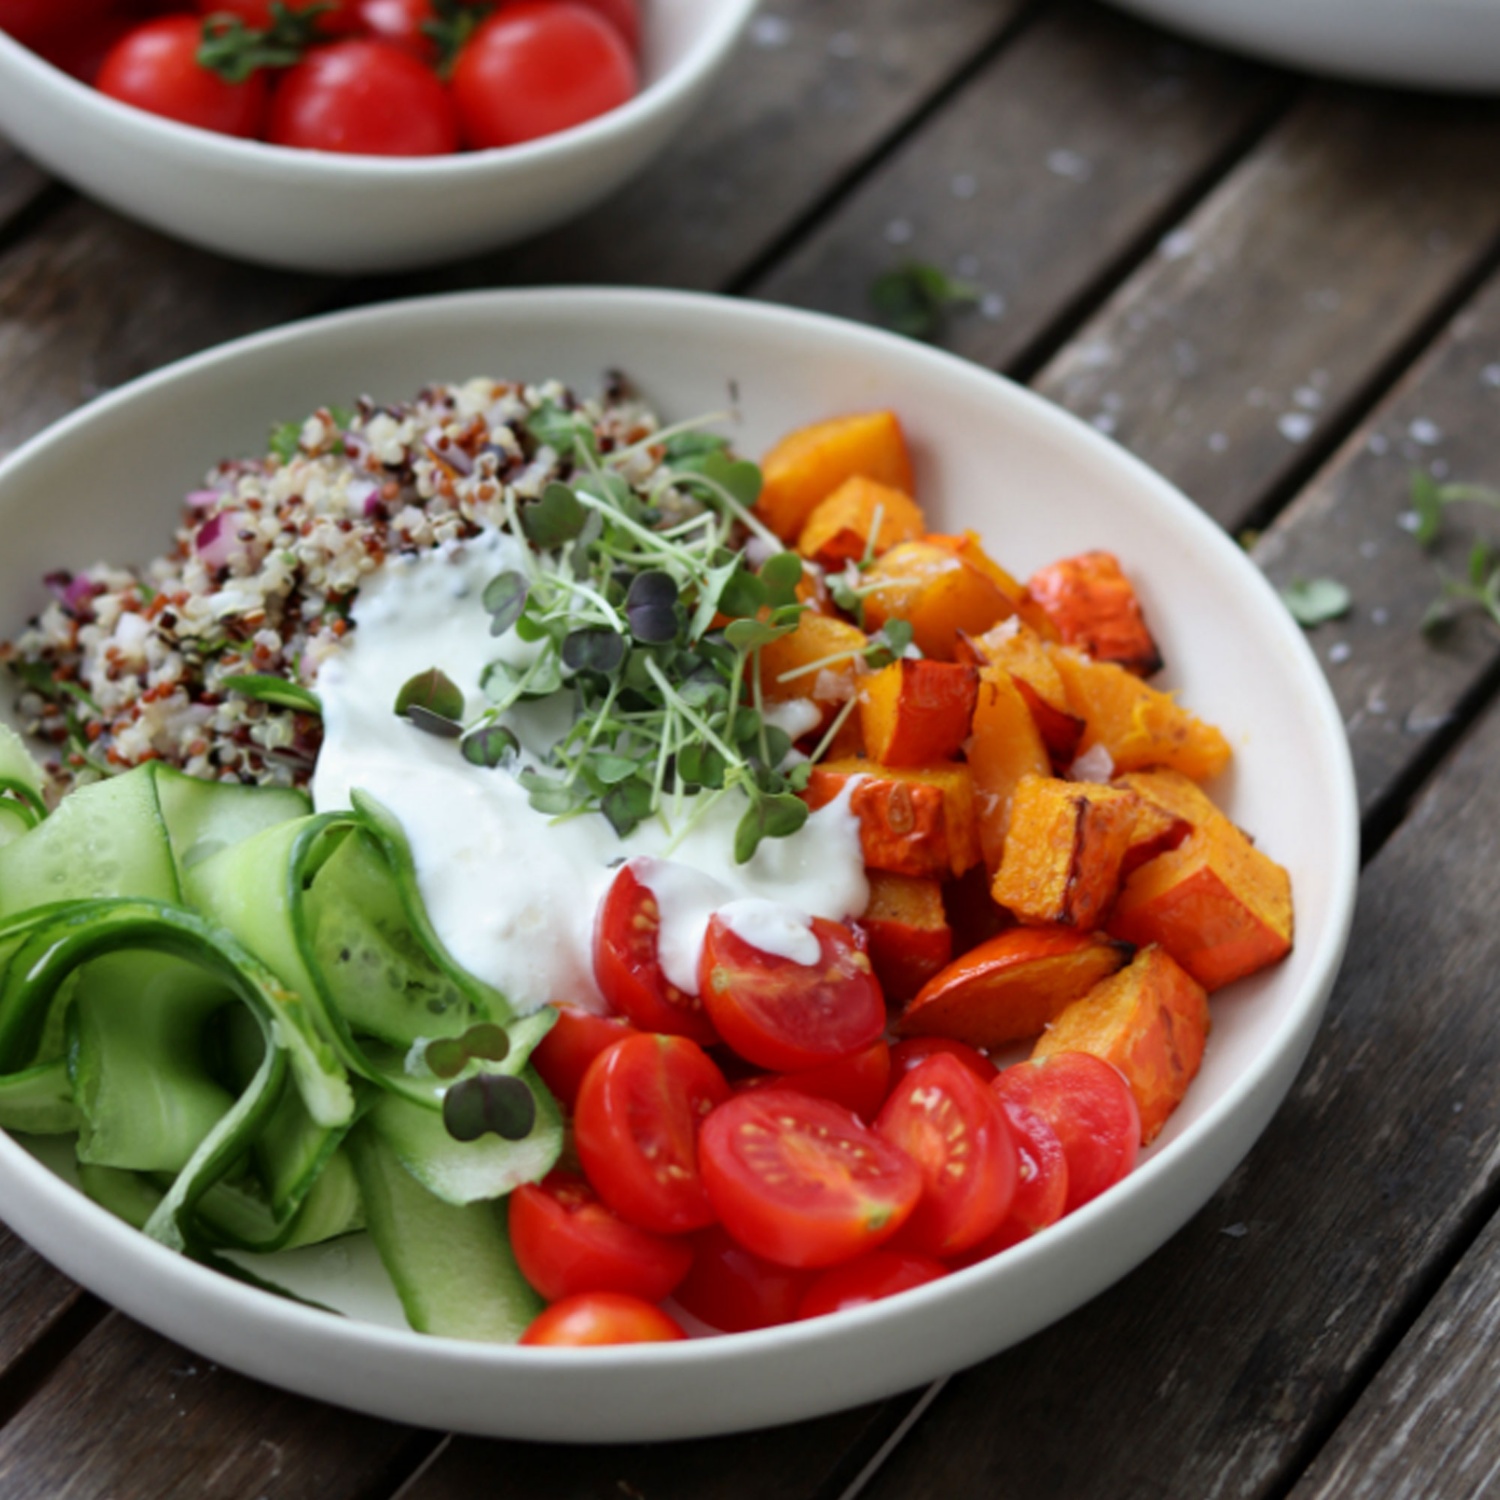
[0,1293,104,1435]
[1004,79,1304,386]
[723,0,1054,299]
[0,181,72,267]
[352,1430,449,1500]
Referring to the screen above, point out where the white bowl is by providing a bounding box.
[0,288,1359,1442]
[1106,0,1500,91]
[0,0,756,274]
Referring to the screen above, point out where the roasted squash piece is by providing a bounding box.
[1108,770,1292,991]
[1027,551,1163,677]
[959,619,1084,765]
[797,476,927,568]
[927,531,1059,640]
[1034,944,1209,1144]
[1052,648,1231,781]
[859,658,978,767]
[756,411,916,543]
[991,776,1141,930]
[860,541,1012,661]
[804,758,980,879]
[757,612,867,705]
[897,927,1132,1049]
[861,872,953,1003]
[968,666,1051,872]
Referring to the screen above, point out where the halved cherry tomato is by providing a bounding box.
[673,1225,812,1333]
[992,1052,1140,1213]
[593,864,718,1044]
[736,1040,891,1122]
[698,912,885,1073]
[875,1054,1016,1258]
[887,1036,997,1091]
[698,1090,922,1268]
[519,1292,686,1347]
[950,1100,1069,1265]
[797,1250,948,1320]
[530,1003,633,1110]
[574,1032,729,1234]
[509,1170,694,1305]
[451,1,637,150]
[267,39,461,155]
[96,16,269,137]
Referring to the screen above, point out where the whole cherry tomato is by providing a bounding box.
[876,1054,1017,1259]
[698,910,884,1073]
[699,1090,923,1269]
[501,0,639,52]
[530,1003,634,1111]
[519,1291,686,1347]
[354,0,436,60]
[736,1039,891,1123]
[887,1036,998,1090]
[992,1052,1140,1213]
[196,0,363,33]
[593,864,718,1044]
[451,0,636,150]
[573,1032,729,1234]
[0,0,116,47]
[267,39,460,154]
[509,1170,694,1304]
[97,16,269,137]
[796,1250,948,1320]
[30,10,139,84]
[673,1225,812,1333]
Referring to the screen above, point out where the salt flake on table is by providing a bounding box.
[1159,227,1196,260]
[1221,1223,1249,1239]
[883,218,914,246]
[980,292,1005,320]
[750,15,791,45]
[1408,417,1443,446]
[1046,149,1093,182]
[1482,363,1500,389]
[1277,412,1315,442]
[951,173,978,199]
[1328,642,1351,665]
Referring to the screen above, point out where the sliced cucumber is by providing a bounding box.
[0,1058,79,1134]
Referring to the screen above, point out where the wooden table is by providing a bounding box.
[3,2,1500,1493]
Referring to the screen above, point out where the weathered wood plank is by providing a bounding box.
[0,147,49,238]
[1034,88,1500,532]
[401,1398,915,1500]
[850,636,1500,1500]
[754,1,1289,367]
[1285,1207,1500,1500]
[0,1229,80,1381]
[0,1312,428,1500]
[1253,268,1500,822]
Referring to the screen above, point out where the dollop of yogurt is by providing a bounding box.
[311,532,869,1014]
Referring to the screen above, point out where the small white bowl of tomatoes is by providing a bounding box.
[0,0,757,273]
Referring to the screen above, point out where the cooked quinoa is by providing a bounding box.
[0,374,673,795]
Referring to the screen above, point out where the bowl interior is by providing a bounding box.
[0,289,1357,1439]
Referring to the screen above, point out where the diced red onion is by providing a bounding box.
[195,511,243,568]
[44,570,101,614]
[347,477,382,517]
[185,489,222,512]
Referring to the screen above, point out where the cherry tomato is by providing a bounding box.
[354,0,435,60]
[196,0,363,33]
[509,1170,693,1304]
[736,1040,891,1123]
[673,1224,812,1333]
[875,1054,1016,1258]
[887,1036,997,1090]
[30,10,138,84]
[530,1003,633,1110]
[451,0,636,150]
[992,1053,1140,1213]
[574,1032,729,1235]
[503,0,640,52]
[593,864,717,1044]
[0,0,116,48]
[698,912,885,1073]
[267,39,460,155]
[97,16,268,137]
[519,1291,686,1347]
[698,1090,923,1269]
[949,1100,1070,1266]
[797,1250,947,1320]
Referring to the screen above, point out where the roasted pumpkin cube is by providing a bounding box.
[897,926,1132,1049]
[927,531,1059,640]
[968,666,1051,871]
[757,612,867,705]
[1027,551,1163,676]
[797,476,927,568]
[756,411,916,543]
[860,541,1012,661]
[991,776,1141,930]
[861,872,953,1003]
[959,619,1084,765]
[1052,648,1230,781]
[804,758,980,879]
[859,658,978,767]
[1034,944,1209,1144]
[1108,770,1292,991]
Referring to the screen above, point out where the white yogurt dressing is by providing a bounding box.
[311,531,868,1014]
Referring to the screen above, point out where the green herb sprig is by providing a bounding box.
[1407,471,1500,636]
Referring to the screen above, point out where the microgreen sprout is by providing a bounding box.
[1280,578,1351,629]
[1409,472,1500,549]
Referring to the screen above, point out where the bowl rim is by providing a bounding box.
[0,285,1360,1414]
[0,0,759,179]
